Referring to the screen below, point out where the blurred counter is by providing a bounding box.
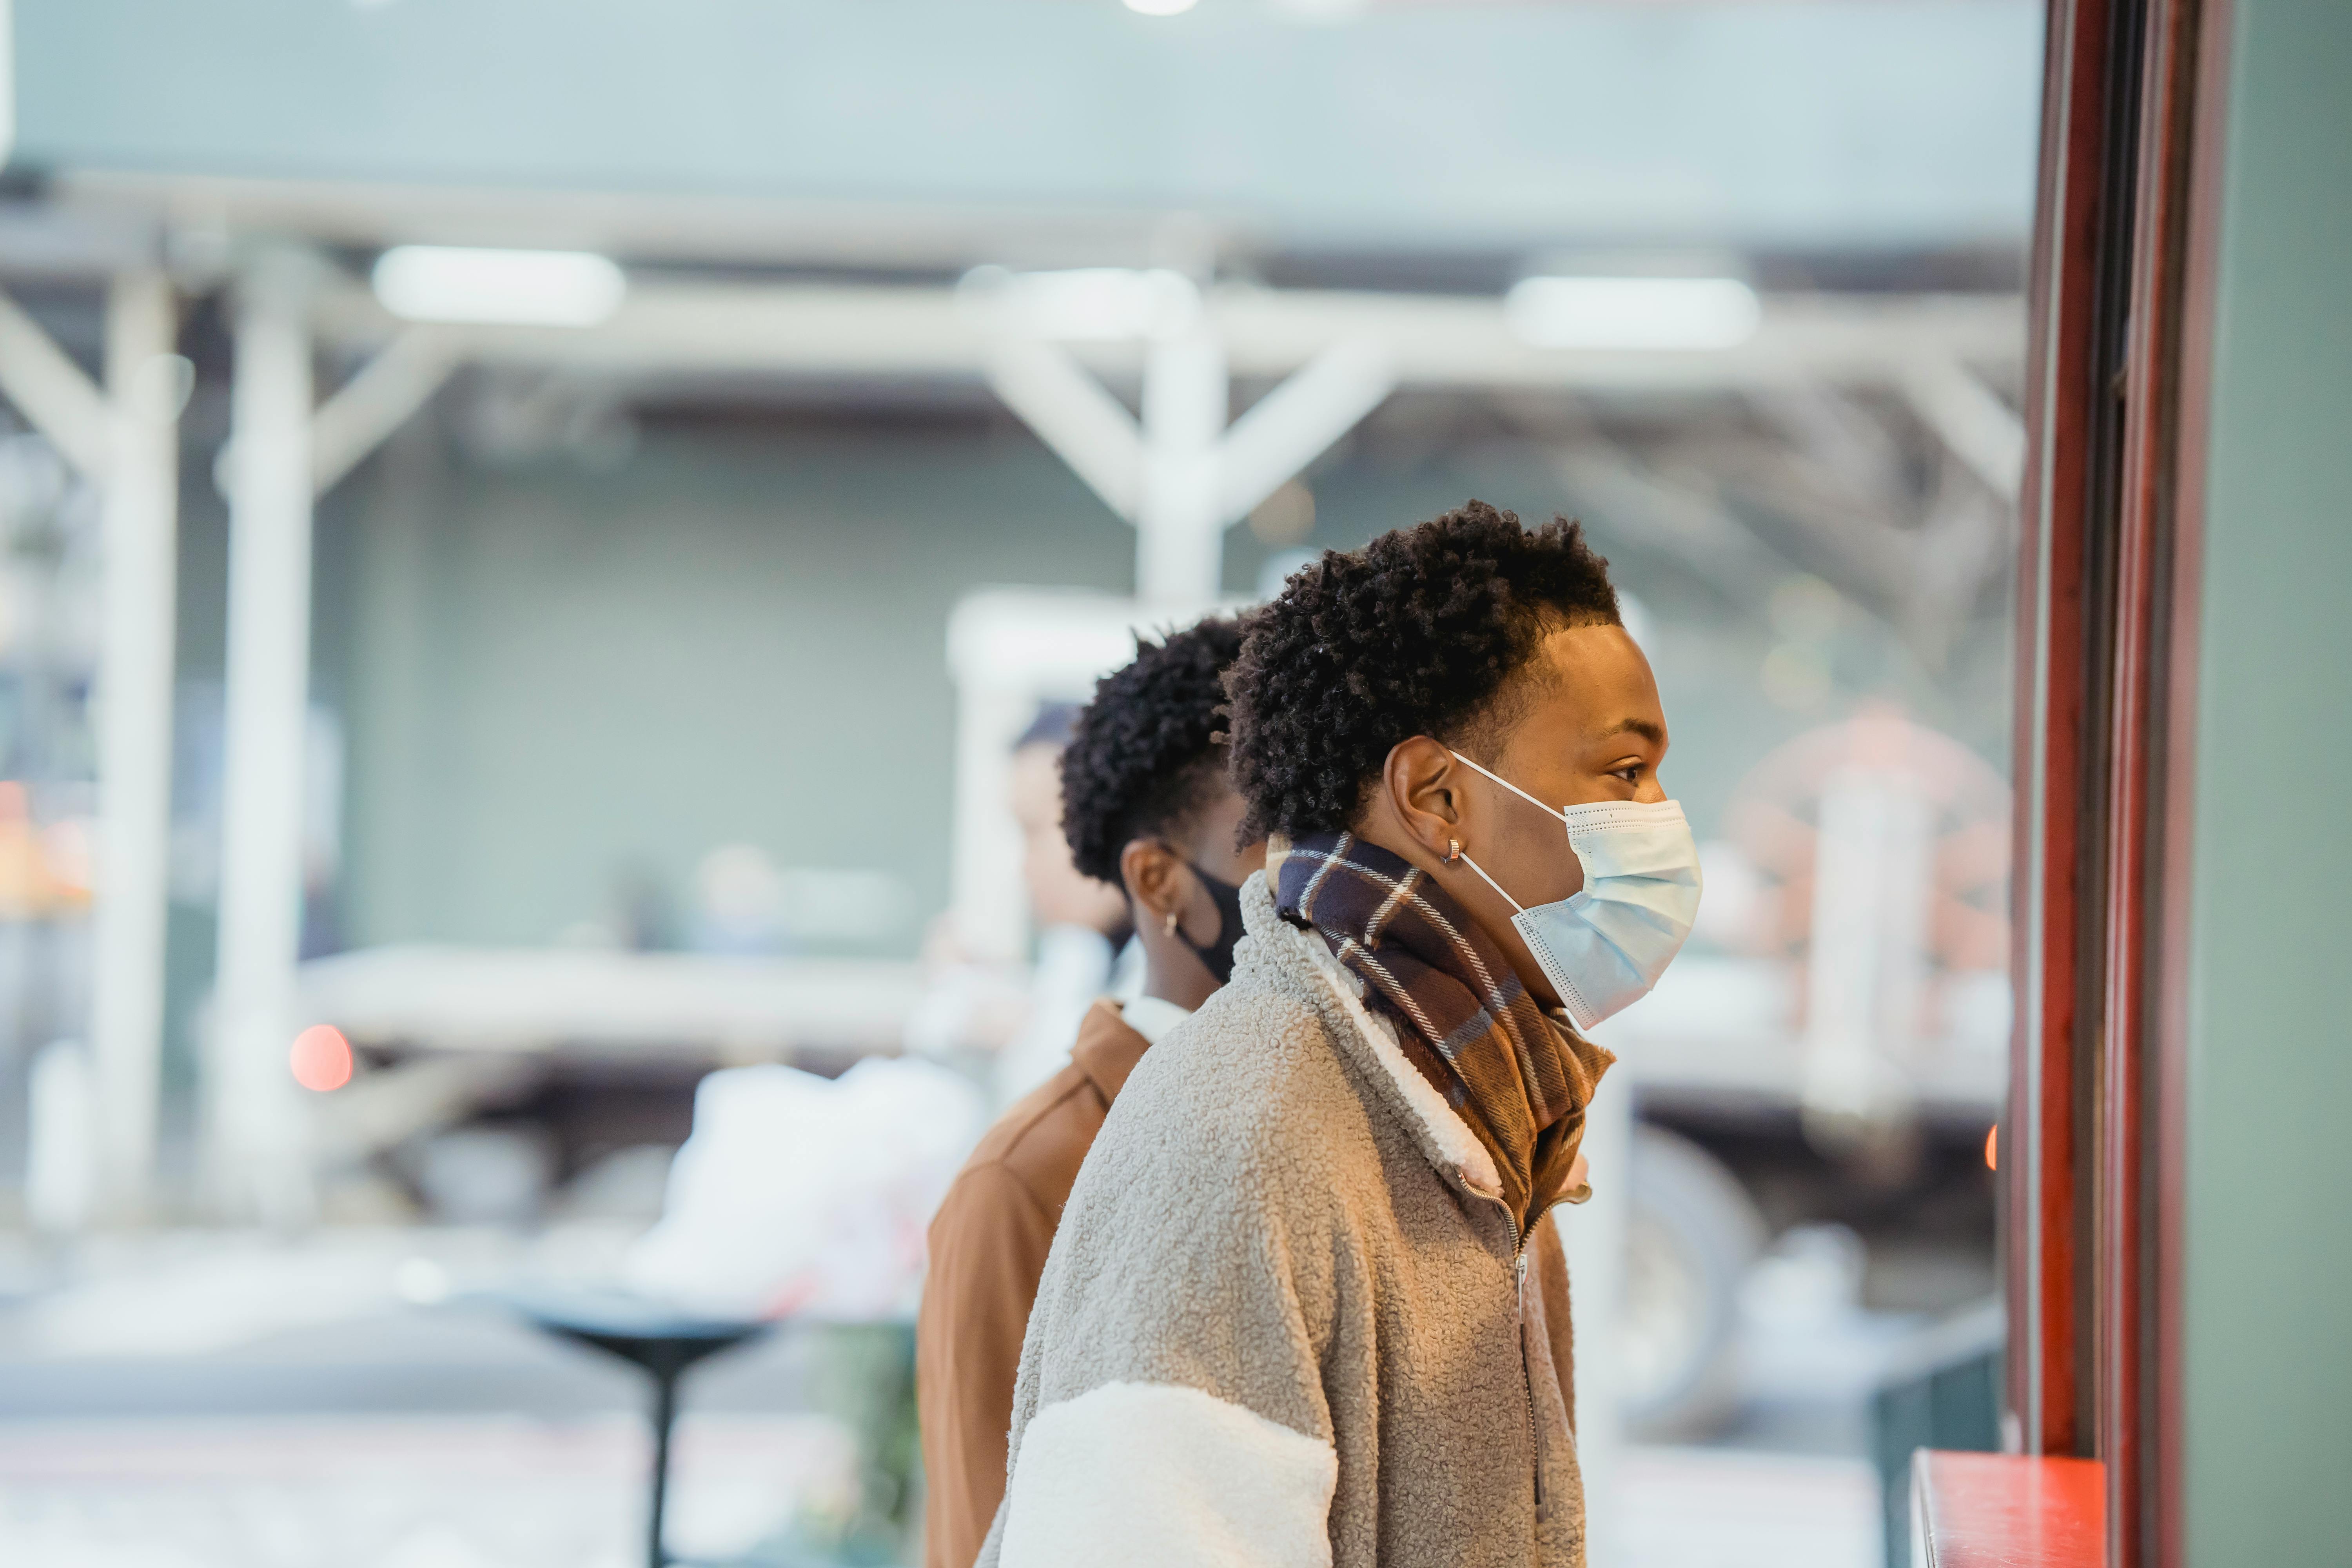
[297,946,922,1061]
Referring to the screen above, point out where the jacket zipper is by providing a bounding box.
[1497,1201,1549,1512]
[1516,1247,1543,1510]
[1303,936,1567,1516]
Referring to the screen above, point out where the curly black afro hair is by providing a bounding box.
[1225,501,1620,841]
[1060,615,1251,887]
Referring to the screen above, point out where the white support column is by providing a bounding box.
[89,270,180,1219]
[1561,1075,1634,1566]
[1802,764,1933,1141]
[1136,329,1229,606]
[208,254,318,1222]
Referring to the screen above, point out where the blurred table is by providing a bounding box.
[293,946,927,1164]
[299,945,922,1060]
[508,1286,772,1568]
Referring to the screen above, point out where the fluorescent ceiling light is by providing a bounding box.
[962,266,1201,341]
[1504,275,1761,352]
[1125,0,1199,14]
[372,246,627,327]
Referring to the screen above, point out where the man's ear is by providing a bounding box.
[1379,736,1466,859]
[1119,837,1183,923]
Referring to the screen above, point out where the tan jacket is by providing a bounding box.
[977,873,1586,1568]
[918,999,1151,1568]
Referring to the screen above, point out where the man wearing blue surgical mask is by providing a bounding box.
[975,503,1696,1568]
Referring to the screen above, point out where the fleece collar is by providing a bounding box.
[1238,870,1504,1202]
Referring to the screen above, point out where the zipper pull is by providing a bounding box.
[1516,1252,1529,1321]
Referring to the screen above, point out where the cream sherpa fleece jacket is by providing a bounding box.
[974,870,1586,1568]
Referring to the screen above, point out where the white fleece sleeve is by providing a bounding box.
[998,1381,1338,1568]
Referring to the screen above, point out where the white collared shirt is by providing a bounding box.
[1119,994,1193,1047]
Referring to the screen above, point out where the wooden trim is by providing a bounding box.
[2101,1,2229,1564]
[2099,0,2167,1534]
[2014,3,2232,1557]
[2008,0,2118,1460]
[2013,0,2169,1463]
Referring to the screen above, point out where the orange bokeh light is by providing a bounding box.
[1985,1124,1998,1172]
[290,1025,354,1093]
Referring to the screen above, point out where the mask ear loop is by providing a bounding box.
[1444,756,1597,913]
[1447,750,1569,824]
[1441,835,1527,915]
[1443,753,1551,912]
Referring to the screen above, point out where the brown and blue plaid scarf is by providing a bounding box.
[1273,831,1614,1228]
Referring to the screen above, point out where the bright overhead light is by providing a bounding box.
[1504,275,1761,352]
[372,246,627,327]
[960,266,1201,341]
[1125,0,1199,13]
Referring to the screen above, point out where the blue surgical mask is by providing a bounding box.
[1444,751,1704,1031]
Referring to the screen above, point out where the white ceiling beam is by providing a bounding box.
[1898,357,2027,501]
[1542,445,1807,608]
[1217,338,1395,525]
[0,286,109,475]
[1212,289,2025,392]
[309,276,2023,394]
[983,339,1145,522]
[311,330,458,497]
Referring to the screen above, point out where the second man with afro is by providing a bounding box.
[917,613,1265,1568]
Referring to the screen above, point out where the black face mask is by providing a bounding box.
[1174,860,1248,986]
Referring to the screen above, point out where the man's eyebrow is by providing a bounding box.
[1603,717,1667,747]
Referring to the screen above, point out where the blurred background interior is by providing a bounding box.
[0,2,2042,1565]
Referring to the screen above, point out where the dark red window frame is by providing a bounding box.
[2005,2,2232,1565]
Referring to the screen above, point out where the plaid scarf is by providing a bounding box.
[1273,831,1614,1229]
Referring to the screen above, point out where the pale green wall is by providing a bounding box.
[2183,1,2352,1561]
[327,420,1133,952]
[302,419,1998,960]
[310,428,1585,954]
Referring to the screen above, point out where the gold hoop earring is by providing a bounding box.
[1443,838,1462,865]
